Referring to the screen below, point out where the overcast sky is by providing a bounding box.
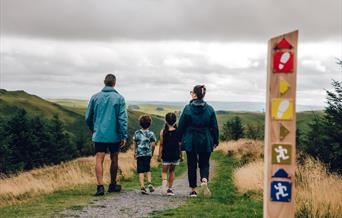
[0,0,341,106]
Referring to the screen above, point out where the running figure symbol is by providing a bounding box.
[274,182,289,200]
[270,180,292,202]
[275,145,289,163]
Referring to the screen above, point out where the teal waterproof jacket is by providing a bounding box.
[85,86,128,143]
[177,99,219,152]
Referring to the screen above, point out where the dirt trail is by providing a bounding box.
[62,161,216,218]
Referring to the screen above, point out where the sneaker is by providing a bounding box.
[141,187,149,195]
[167,189,175,196]
[162,180,168,195]
[200,179,212,197]
[94,185,105,196]
[108,183,121,193]
[148,183,155,193]
[189,191,197,198]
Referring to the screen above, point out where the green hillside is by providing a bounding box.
[216,110,322,133]
[45,97,322,137]
[0,90,81,123]
[122,102,321,133]
[55,103,165,137]
[48,99,165,139]
[49,99,89,109]
[0,90,165,142]
[0,89,86,137]
[126,102,320,133]
[128,104,181,117]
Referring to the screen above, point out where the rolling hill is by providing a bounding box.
[125,102,321,133]
[52,99,322,135]
[0,89,86,137]
[0,90,165,142]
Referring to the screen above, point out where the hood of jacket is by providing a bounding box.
[189,99,207,114]
[101,86,118,93]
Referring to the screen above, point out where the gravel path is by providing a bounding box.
[62,160,216,218]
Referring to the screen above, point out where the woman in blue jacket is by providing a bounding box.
[177,85,219,197]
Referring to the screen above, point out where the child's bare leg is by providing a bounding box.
[162,165,169,181]
[168,165,176,188]
[146,171,152,184]
[139,173,145,187]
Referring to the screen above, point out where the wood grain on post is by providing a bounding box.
[264,30,298,218]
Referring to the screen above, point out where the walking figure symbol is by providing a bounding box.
[275,145,289,163]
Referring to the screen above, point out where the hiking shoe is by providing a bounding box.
[148,183,155,193]
[94,185,105,196]
[189,191,197,198]
[162,180,168,195]
[201,180,212,197]
[141,187,149,195]
[167,189,175,196]
[108,183,121,193]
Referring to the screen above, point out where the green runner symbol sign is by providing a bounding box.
[272,144,292,165]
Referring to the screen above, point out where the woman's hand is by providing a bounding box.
[134,153,136,160]
[157,156,162,162]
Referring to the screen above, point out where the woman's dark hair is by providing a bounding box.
[163,112,177,137]
[193,85,206,99]
[139,115,152,129]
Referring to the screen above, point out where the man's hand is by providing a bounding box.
[120,139,127,147]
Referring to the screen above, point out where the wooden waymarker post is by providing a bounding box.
[264,30,298,218]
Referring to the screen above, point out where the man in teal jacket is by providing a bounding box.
[86,74,128,196]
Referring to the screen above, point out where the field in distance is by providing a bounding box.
[49,99,322,134]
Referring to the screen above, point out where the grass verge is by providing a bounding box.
[0,160,187,218]
[150,151,263,218]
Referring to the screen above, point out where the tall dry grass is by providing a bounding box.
[234,160,263,193]
[223,140,342,217]
[216,139,263,164]
[296,157,342,217]
[0,149,158,207]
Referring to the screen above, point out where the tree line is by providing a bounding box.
[0,109,93,175]
[220,116,264,141]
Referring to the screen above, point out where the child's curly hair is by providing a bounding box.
[139,115,152,129]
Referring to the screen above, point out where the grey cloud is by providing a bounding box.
[1,38,340,105]
[1,0,341,42]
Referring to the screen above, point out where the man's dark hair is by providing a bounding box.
[139,115,152,129]
[193,85,206,99]
[104,74,116,86]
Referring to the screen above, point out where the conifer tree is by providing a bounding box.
[221,116,244,141]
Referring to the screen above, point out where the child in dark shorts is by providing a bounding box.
[133,115,157,195]
[157,112,182,196]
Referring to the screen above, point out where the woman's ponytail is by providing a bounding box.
[193,85,206,99]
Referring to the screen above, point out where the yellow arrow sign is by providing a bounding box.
[279,78,290,95]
